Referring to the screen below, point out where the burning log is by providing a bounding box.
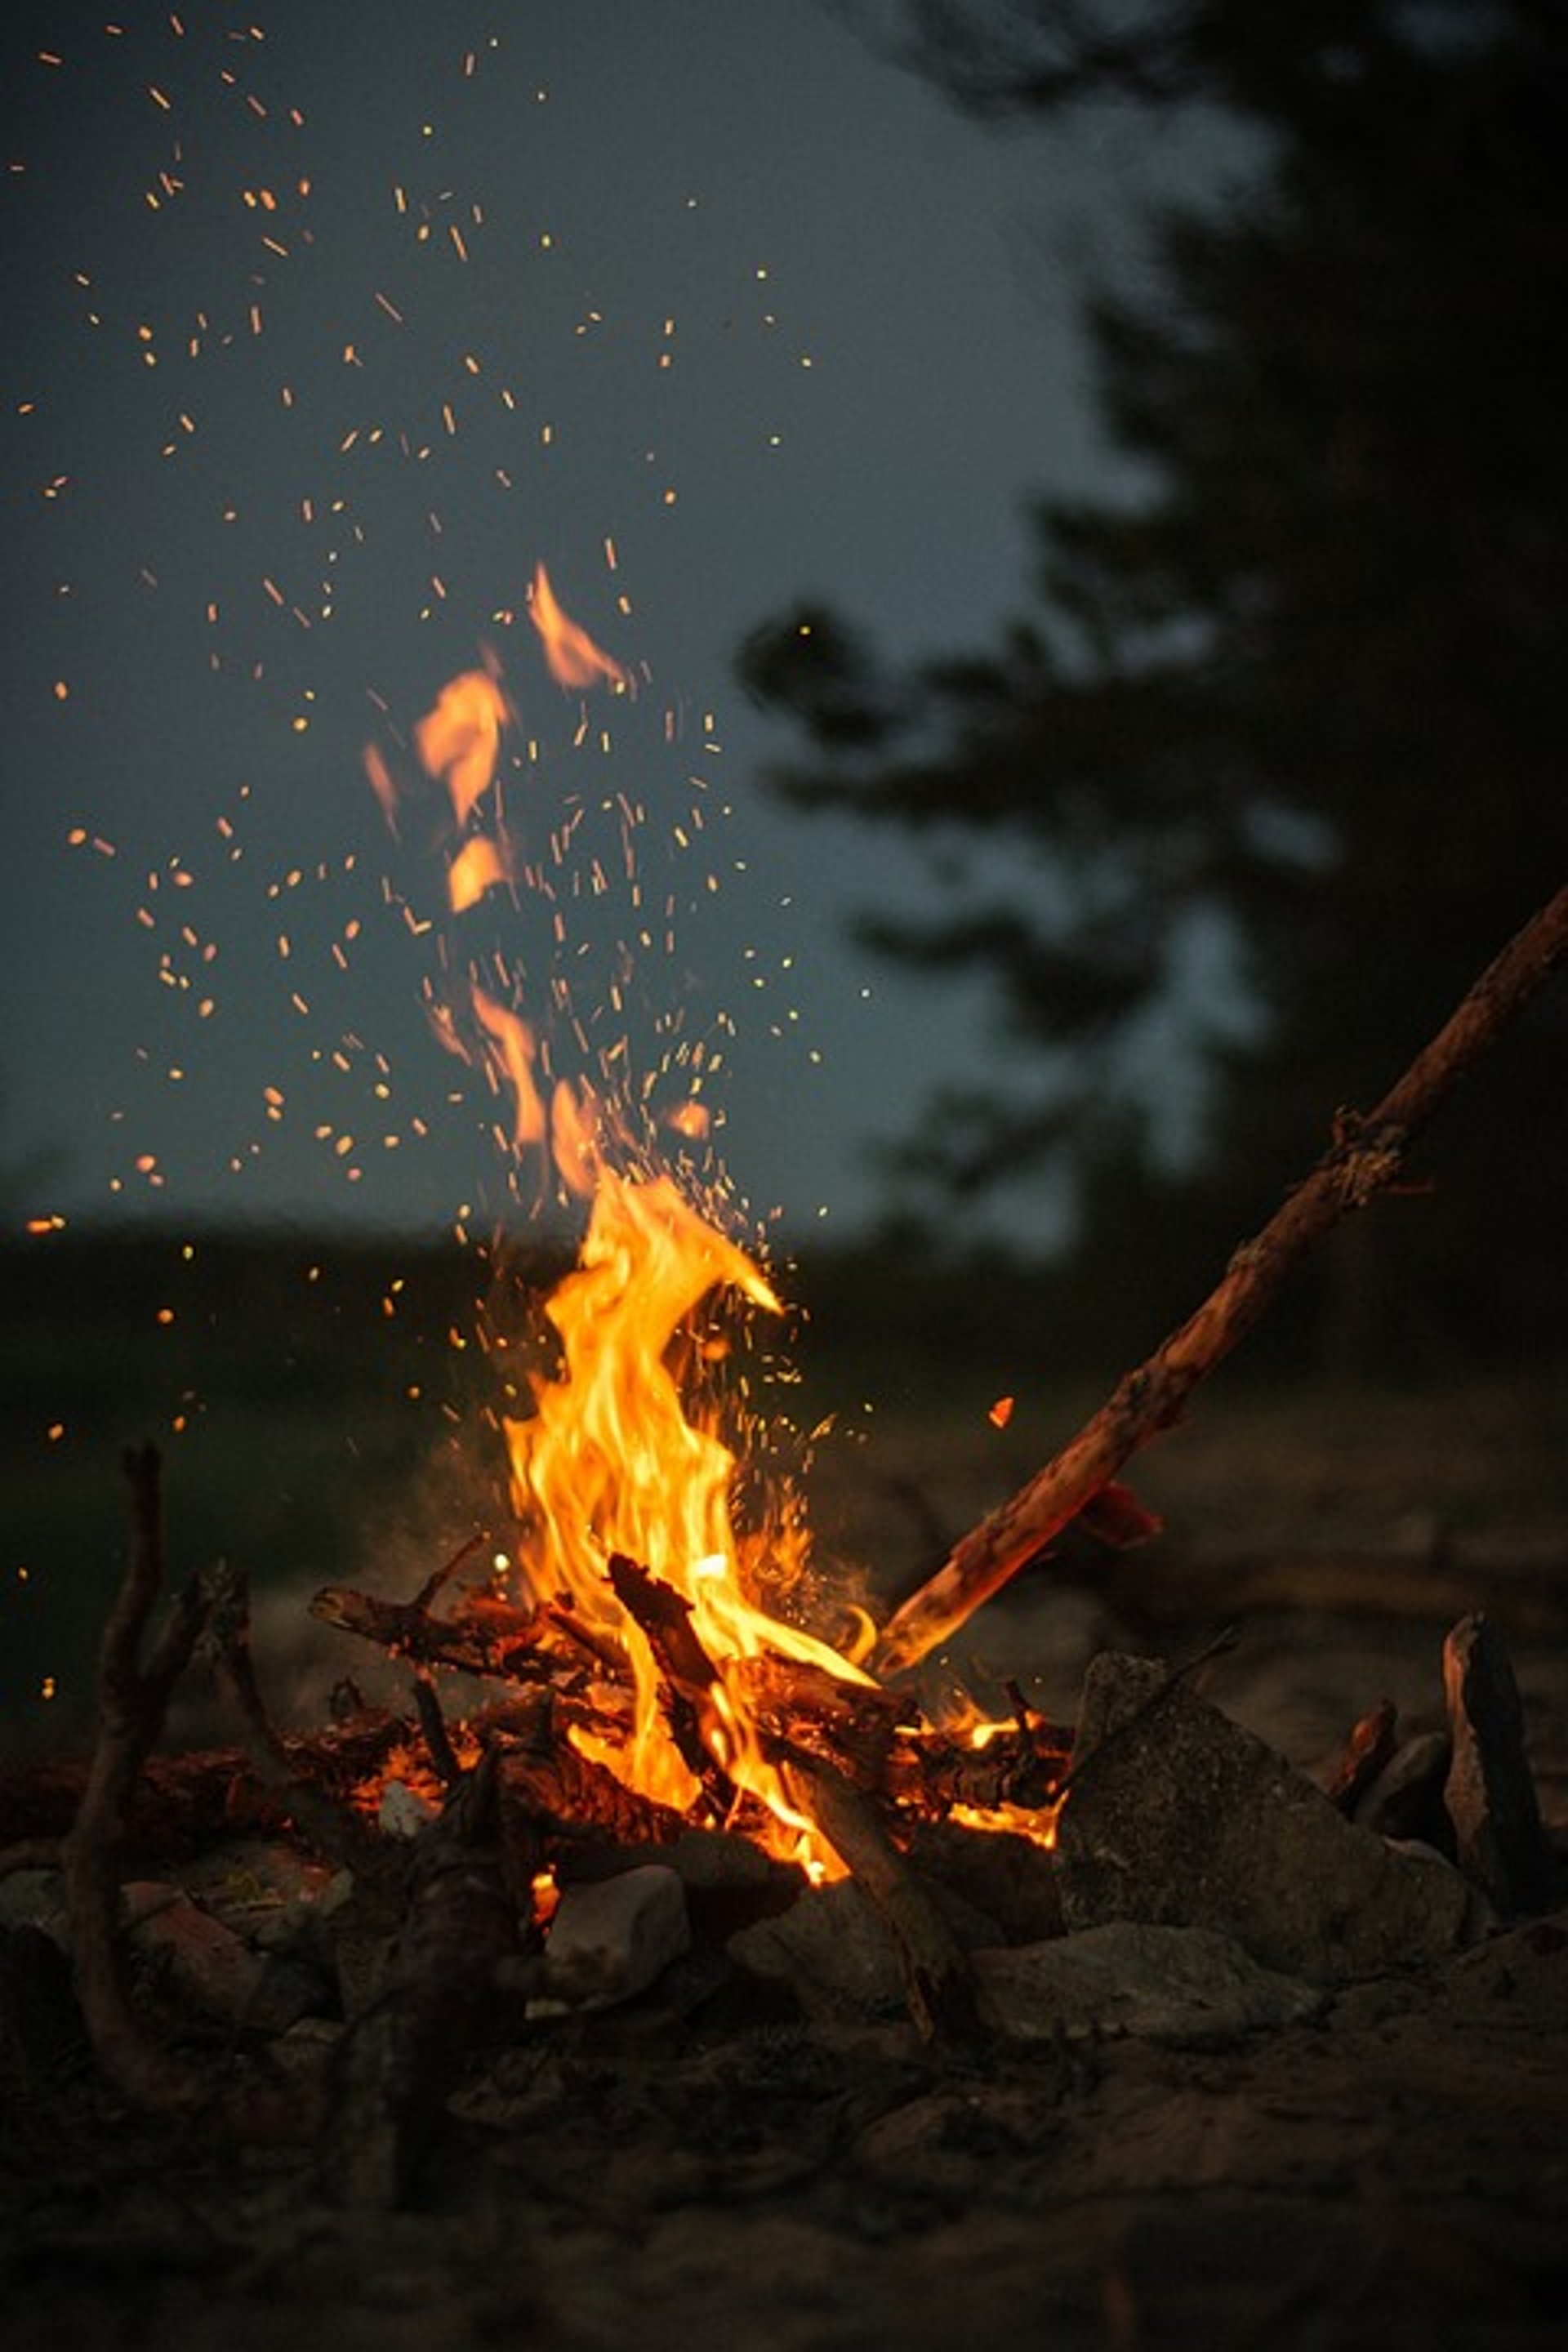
[310,1575,619,1687]
[607,1551,737,1806]
[873,883,1568,1675]
[492,1695,696,1868]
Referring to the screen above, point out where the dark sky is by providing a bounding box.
[2,1,1200,1247]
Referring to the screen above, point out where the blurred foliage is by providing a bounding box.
[744,0,1568,1364]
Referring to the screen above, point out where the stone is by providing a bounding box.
[1442,1614,1552,1914]
[902,1820,1063,1946]
[974,1922,1325,2046]
[535,1864,692,2013]
[728,1879,906,2021]
[1352,1729,1452,1846]
[1054,1651,1488,1981]
[0,1867,69,1949]
[378,1779,441,1838]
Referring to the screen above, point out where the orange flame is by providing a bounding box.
[366,631,880,1873]
[504,1169,869,1860]
[413,669,509,826]
[529,562,630,691]
[470,985,552,1162]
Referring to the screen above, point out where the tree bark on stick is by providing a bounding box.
[60,1445,212,2112]
[871,883,1568,1677]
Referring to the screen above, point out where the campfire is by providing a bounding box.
[4,590,1565,2211]
[354,579,1072,1898]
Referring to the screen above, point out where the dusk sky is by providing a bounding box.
[2,2,1220,1249]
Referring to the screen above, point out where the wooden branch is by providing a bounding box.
[0,1716,439,1854]
[872,883,1568,1675]
[59,1445,213,2114]
[493,1710,695,1864]
[605,1553,738,1810]
[310,1577,612,1685]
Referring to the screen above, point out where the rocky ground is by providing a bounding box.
[4,1890,1567,2352]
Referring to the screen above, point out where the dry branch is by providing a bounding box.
[59,1445,213,2113]
[493,1699,697,1864]
[310,1577,608,1685]
[873,882,1568,1675]
[201,1557,392,1884]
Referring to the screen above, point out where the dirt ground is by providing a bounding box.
[4,1894,1567,2352]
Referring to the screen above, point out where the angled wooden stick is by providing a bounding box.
[60,1445,212,2112]
[872,884,1568,1677]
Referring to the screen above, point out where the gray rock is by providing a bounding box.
[974,1922,1325,2046]
[1055,1652,1488,1980]
[0,1868,69,1949]
[123,1881,324,2029]
[902,1820,1062,1946]
[728,1879,906,2020]
[535,1864,692,2013]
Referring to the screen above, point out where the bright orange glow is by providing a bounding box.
[447,834,508,913]
[528,561,630,691]
[365,626,884,1876]
[471,985,551,1160]
[503,1167,871,1867]
[949,1797,1061,1851]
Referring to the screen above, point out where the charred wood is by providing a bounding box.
[604,1554,737,1810]
[201,1557,391,1886]
[60,1446,213,2115]
[310,1577,610,1686]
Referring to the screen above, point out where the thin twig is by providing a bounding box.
[873,883,1568,1674]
